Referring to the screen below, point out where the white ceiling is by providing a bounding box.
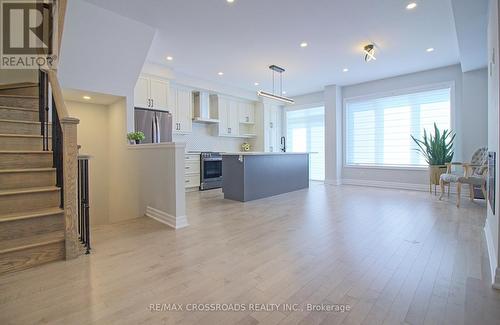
[84,0,477,96]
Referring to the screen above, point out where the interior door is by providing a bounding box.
[149,78,169,111]
[134,77,149,109]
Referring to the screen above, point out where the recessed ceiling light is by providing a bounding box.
[343,68,349,72]
[166,56,173,61]
[83,96,91,100]
[406,2,417,10]
[218,72,224,76]
[426,47,435,52]
[300,42,308,48]
[227,0,234,3]
[254,82,259,86]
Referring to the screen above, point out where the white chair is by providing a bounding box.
[439,147,488,207]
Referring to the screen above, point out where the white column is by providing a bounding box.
[324,85,342,185]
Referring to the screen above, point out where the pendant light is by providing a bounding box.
[258,65,295,104]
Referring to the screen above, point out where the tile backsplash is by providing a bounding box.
[173,123,247,152]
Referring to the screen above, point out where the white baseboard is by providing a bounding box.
[324,179,342,186]
[341,178,477,197]
[485,218,500,289]
[146,206,189,230]
[341,179,429,192]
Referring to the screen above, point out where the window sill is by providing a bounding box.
[344,164,428,171]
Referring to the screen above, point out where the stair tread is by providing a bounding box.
[0,207,63,222]
[0,119,47,125]
[0,186,60,196]
[0,167,55,174]
[0,82,38,90]
[0,94,38,99]
[0,230,64,254]
[0,134,47,138]
[0,105,38,112]
[0,150,52,154]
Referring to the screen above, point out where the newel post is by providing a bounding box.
[61,117,80,259]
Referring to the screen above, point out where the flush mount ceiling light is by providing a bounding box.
[363,44,376,62]
[343,68,349,72]
[406,2,417,10]
[166,56,173,61]
[227,0,235,3]
[218,72,224,76]
[82,96,91,100]
[254,82,259,86]
[258,65,294,104]
[426,47,435,52]
[300,42,308,48]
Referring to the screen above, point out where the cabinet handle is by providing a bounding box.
[152,99,154,107]
[270,146,273,152]
[270,122,273,128]
[246,116,249,122]
[185,166,190,169]
[186,180,190,183]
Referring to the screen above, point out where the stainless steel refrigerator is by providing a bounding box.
[134,108,173,143]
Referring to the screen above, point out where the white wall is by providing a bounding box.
[66,101,111,226]
[65,98,186,228]
[462,68,489,159]
[486,0,500,288]
[341,64,489,187]
[58,0,156,133]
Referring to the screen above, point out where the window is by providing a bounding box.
[345,87,451,167]
[286,107,325,180]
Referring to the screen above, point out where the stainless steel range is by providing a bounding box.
[200,152,223,190]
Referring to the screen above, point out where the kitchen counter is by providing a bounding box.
[222,153,309,202]
[222,152,311,156]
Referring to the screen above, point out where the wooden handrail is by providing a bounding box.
[57,0,67,55]
[47,70,74,121]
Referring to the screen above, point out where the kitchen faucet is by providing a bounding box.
[280,136,286,152]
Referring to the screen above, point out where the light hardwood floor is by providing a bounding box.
[1,183,499,325]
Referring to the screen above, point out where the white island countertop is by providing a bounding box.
[221,152,312,156]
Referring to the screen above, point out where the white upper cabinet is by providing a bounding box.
[149,79,169,111]
[134,76,149,109]
[170,85,193,134]
[133,74,170,111]
[239,102,255,124]
[211,95,241,137]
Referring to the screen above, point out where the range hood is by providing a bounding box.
[193,91,219,123]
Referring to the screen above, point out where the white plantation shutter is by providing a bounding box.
[345,87,451,167]
[286,107,325,180]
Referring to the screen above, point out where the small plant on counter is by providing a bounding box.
[127,131,146,144]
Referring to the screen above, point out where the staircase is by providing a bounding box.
[0,82,65,274]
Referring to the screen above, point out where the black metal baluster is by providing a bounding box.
[52,98,63,207]
[84,159,90,254]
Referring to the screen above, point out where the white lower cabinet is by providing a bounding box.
[185,154,200,191]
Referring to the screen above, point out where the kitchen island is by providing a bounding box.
[222,152,310,202]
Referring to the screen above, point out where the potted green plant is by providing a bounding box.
[411,123,455,190]
[127,131,146,144]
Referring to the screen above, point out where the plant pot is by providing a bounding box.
[429,165,447,186]
[135,140,141,144]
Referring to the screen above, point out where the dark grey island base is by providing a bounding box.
[222,152,310,202]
